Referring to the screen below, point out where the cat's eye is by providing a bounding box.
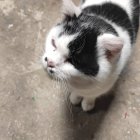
[51,39,57,49]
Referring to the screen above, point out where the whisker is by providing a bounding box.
[62,78,73,120]
[56,70,74,119]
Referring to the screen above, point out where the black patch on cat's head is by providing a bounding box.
[68,29,99,76]
[59,13,117,76]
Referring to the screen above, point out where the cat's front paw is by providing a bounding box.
[82,99,95,112]
[70,94,82,105]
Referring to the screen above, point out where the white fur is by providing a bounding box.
[42,25,81,79]
[70,20,132,111]
[42,0,134,111]
[98,34,123,51]
[100,18,132,74]
[69,17,132,111]
[69,1,132,111]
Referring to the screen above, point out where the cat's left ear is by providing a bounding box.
[62,0,82,17]
[98,34,124,60]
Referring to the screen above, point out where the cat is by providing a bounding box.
[42,0,139,111]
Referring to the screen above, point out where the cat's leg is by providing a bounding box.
[70,93,82,105]
[82,97,96,112]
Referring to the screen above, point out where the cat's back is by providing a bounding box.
[82,0,139,41]
[82,0,136,18]
[81,0,139,74]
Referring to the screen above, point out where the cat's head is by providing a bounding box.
[42,0,123,81]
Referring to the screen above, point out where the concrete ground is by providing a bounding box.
[0,0,140,140]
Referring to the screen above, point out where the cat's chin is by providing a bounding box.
[43,67,56,80]
[46,70,67,81]
[46,69,93,86]
[46,70,57,80]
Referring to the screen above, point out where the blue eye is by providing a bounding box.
[52,39,57,49]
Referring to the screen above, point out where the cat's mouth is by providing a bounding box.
[48,67,55,74]
[46,69,57,80]
[47,67,71,82]
[46,67,63,80]
[46,67,55,77]
[43,65,55,78]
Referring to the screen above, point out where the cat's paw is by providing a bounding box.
[70,94,82,105]
[81,99,95,112]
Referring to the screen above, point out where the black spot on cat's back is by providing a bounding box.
[83,3,134,43]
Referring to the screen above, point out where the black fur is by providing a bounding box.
[58,1,139,76]
[61,14,117,76]
[83,3,134,43]
[68,28,99,76]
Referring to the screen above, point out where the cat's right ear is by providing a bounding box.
[98,34,124,61]
[62,0,81,17]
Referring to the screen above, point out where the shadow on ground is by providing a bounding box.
[65,88,115,140]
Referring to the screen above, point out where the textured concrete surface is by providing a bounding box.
[0,0,140,140]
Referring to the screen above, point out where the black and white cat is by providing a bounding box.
[42,0,139,111]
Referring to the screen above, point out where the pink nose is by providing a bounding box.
[47,60,55,68]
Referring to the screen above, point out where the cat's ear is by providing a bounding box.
[98,34,124,61]
[62,0,81,17]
